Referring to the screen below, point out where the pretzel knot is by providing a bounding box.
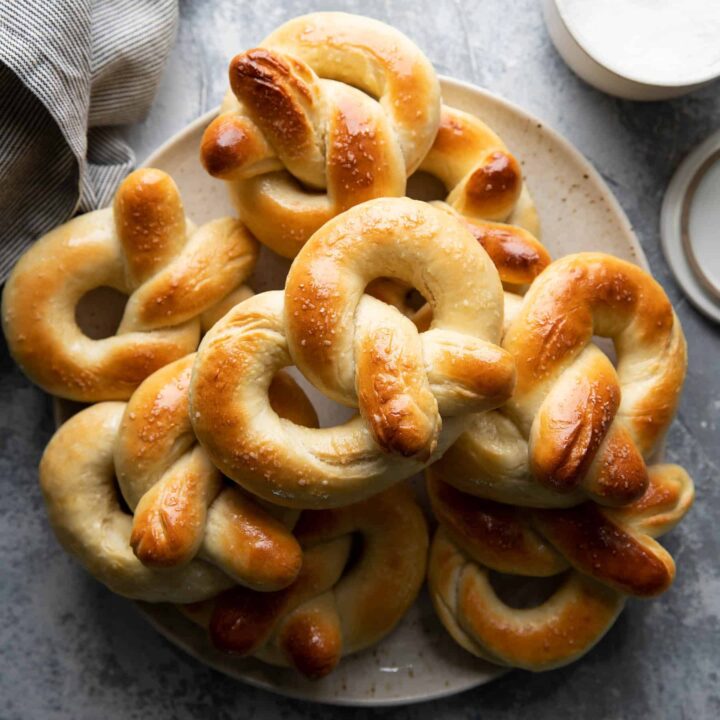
[39,359,318,602]
[367,106,550,329]
[434,253,688,507]
[183,484,428,679]
[427,463,694,670]
[200,12,441,257]
[419,105,540,235]
[190,198,515,508]
[2,168,258,401]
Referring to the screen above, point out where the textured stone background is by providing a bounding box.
[1,0,719,718]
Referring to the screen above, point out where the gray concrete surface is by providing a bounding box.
[2,1,719,718]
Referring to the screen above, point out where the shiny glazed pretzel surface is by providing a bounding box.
[39,359,318,602]
[2,168,258,401]
[190,198,515,508]
[427,463,694,670]
[434,252,688,508]
[201,12,441,257]
[183,483,428,679]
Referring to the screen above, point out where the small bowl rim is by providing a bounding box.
[552,0,720,88]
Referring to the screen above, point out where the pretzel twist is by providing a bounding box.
[419,105,541,238]
[183,484,428,679]
[368,106,550,325]
[201,12,441,257]
[190,198,515,508]
[39,362,317,602]
[434,253,687,507]
[427,463,694,670]
[2,168,258,401]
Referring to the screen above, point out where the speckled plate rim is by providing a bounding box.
[55,75,650,707]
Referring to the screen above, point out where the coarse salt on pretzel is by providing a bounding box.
[182,483,428,679]
[2,168,258,401]
[201,12,441,257]
[433,252,687,507]
[190,198,515,508]
[39,362,317,602]
[427,463,693,670]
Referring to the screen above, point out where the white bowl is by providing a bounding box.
[543,0,720,101]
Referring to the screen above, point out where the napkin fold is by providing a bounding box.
[0,0,178,281]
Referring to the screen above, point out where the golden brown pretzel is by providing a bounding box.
[2,168,258,401]
[427,463,694,670]
[433,252,687,507]
[183,484,428,679]
[115,354,319,591]
[39,363,317,602]
[367,105,550,328]
[418,105,541,236]
[366,205,549,333]
[190,198,515,508]
[201,12,441,257]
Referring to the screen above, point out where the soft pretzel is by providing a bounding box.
[367,213,548,336]
[2,168,258,401]
[433,252,687,507]
[39,364,317,602]
[427,463,694,670]
[115,354,319,590]
[418,105,540,235]
[201,12,441,257]
[190,198,515,508]
[368,105,550,328]
[182,483,428,679]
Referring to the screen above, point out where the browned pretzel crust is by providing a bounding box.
[427,463,693,670]
[39,360,317,601]
[183,484,428,679]
[190,199,514,508]
[434,252,687,507]
[2,168,258,401]
[201,12,441,257]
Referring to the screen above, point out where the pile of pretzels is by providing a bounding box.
[2,12,693,681]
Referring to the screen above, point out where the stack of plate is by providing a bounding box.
[662,130,720,323]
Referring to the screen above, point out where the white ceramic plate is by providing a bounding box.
[661,128,720,324]
[57,76,648,706]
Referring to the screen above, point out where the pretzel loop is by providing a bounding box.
[2,168,259,401]
[39,360,318,602]
[190,199,515,508]
[427,463,694,669]
[201,12,441,257]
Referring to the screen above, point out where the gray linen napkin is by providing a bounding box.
[0,0,178,281]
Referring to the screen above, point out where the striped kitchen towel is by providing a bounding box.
[0,0,178,282]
